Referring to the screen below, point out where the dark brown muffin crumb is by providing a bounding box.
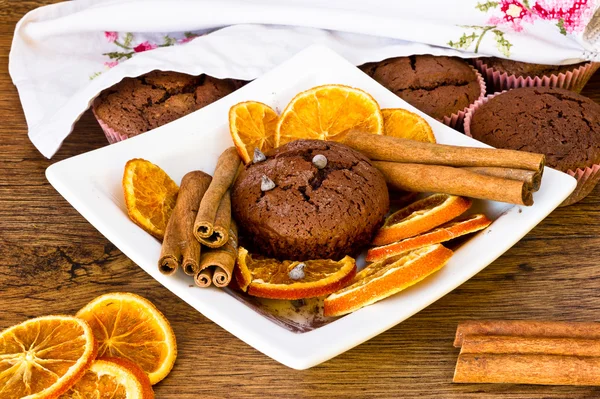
[94,71,245,137]
[231,140,390,261]
[361,55,481,120]
[478,57,587,78]
[469,87,600,171]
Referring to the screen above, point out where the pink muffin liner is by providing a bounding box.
[92,99,129,144]
[464,92,600,206]
[474,60,600,94]
[441,66,487,132]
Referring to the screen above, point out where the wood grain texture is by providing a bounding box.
[3,1,600,397]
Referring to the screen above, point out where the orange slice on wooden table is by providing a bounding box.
[59,358,154,399]
[367,214,491,262]
[123,159,179,241]
[234,247,357,300]
[324,244,453,317]
[0,315,97,399]
[276,84,383,146]
[382,108,436,143]
[229,101,279,164]
[76,293,177,385]
[372,194,472,246]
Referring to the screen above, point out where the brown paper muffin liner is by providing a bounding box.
[441,66,486,132]
[464,91,600,207]
[92,100,129,144]
[474,59,600,94]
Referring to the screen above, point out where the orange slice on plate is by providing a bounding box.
[372,194,472,246]
[59,357,154,399]
[324,244,453,317]
[276,84,383,146]
[234,247,357,300]
[382,108,436,143]
[367,214,491,262]
[76,292,177,385]
[229,101,279,164]
[123,159,179,240]
[0,315,97,399]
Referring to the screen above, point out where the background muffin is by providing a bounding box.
[93,71,245,143]
[465,87,600,205]
[361,55,484,129]
[231,140,389,261]
[474,57,598,93]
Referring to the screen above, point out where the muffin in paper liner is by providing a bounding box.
[464,91,600,207]
[92,99,129,144]
[474,59,600,94]
[441,66,486,132]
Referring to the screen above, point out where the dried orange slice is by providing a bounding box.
[123,159,179,240]
[372,194,472,246]
[324,244,453,317]
[234,247,357,300]
[382,108,436,143]
[76,293,177,385]
[367,214,491,262]
[59,357,154,399]
[276,84,383,146]
[0,315,97,399]
[229,101,279,164]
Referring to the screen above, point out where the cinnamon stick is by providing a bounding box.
[194,147,240,246]
[454,353,600,385]
[158,171,212,276]
[196,190,231,248]
[454,320,600,347]
[374,161,533,206]
[461,335,600,357]
[211,222,239,287]
[194,267,213,288]
[342,131,545,173]
[463,166,542,192]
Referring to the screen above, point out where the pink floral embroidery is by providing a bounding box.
[133,41,158,53]
[533,0,594,33]
[104,61,119,68]
[495,0,535,31]
[104,31,118,42]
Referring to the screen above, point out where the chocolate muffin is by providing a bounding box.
[468,87,600,205]
[361,55,481,120]
[94,71,244,138]
[477,57,587,79]
[231,140,389,261]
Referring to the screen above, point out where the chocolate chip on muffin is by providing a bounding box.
[361,55,481,120]
[231,140,390,261]
[94,71,245,138]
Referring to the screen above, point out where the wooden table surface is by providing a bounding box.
[3,2,600,398]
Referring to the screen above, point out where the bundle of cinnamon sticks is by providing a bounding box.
[453,320,600,386]
[158,147,241,288]
[341,132,546,206]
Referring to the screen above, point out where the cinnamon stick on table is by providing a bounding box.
[342,131,545,173]
[374,161,533,206]
[463,166,542,192]
[159,171,212,276]
[194,222,238,288]
[454,320,600,347]
[194,147,241,247]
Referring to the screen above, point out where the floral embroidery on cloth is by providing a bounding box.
[449,0,596,57]
[90,31,202,79]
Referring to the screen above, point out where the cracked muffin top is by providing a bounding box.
[94,71,244,137]
[469,87,600,171]
[231,140,389,261]
[477,57,587,78]
[360,55,481,120]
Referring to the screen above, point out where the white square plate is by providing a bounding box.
[46,45,576,370]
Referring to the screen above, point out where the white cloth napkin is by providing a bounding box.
[10,0,600,158]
